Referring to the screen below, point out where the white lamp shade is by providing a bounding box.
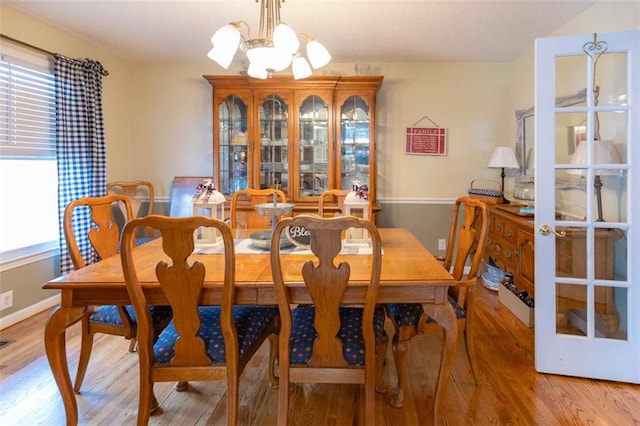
[211,24,241,50]
[568,139,622,175]
[246,46,292,72]
[488,146,519,169]
[207,46,236,69]
[306,40,331,69]
[292,55,312,80]
[273,23,299,54]
[247,62,269,79]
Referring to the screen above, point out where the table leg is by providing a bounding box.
[44,304,86,426]
[421,302,458,426]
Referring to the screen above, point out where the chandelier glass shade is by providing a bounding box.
[207,0,331,80]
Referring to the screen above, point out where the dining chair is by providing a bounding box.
[63,194,173,393]
[230,188,287,229]
[120,215,279,425]
[270,215,386,425]
[318,188,373,219]
[384,196,489,408]
[106,180,155,243]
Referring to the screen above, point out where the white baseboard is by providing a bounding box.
[0,294,60,330]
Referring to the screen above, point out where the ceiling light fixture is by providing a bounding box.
[207,0,331,80]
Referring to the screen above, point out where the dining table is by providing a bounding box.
[43,227,457,425]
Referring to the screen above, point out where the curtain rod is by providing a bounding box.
[0,33,109,76]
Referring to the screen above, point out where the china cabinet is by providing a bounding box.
[203,75,383,216]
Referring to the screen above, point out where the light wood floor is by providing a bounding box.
[1,283,639,425]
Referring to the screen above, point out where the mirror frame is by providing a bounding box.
[515,88,587,183]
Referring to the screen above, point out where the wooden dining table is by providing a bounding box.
[43,227,456,425]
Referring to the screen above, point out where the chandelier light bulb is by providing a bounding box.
[273,23,299,54]
[246,45,292,72]
[247,62,269,79]
[211,24,241,50]
[292,54,312,80]
[207,46,236,69]
[306,39,331,69]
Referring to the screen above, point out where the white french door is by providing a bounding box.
[535,30,640,382]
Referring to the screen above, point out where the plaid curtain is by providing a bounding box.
[54,55,107,274]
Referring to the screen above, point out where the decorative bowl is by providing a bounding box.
[249,230,293,250]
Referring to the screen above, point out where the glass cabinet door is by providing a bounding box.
[259,94,289,194]
[219,94,248,194]
[298,95,329,197]
[339,96,370,190]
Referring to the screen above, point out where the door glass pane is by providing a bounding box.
[340,96,370,190]
[555,55,586,99]
[299,95,328,197]
[555,169,587,221]
[219,95,248,194]
[260,95,289,194]
[556,282,627,340]
[556,283,587,336]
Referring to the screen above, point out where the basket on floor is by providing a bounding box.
[468,179,503,204]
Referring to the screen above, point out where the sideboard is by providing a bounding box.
[485,204,535,296]
[485,204,623,335]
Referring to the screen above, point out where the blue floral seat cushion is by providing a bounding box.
[385,295,466,328]
[89,304,172,327]
[289,306,385,366]
[153,306,278,365]
[135,237,154,246]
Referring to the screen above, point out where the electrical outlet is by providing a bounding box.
[438,238,447,251]
[0,290,13,311]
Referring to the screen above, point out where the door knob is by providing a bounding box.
[539,224,566,237]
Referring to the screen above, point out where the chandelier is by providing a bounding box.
[207,0,331,80]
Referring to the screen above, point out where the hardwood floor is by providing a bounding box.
[1,283,639,425]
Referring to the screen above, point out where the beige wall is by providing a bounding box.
[124,60,510,199]
[1,2,638,324]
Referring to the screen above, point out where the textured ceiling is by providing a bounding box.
[4,0,596,63]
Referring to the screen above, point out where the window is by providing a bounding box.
[0,49,58,264]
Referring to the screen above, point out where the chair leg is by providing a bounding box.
[277,369,290,426]
[137,378,154,426]
[388,334,409,409]
[227,374,239,426]
[464,326,479,384]
[175,381,188,391]
[365,361,376,426]
[128,337,137,352]
[267,332,279,389]
[73,318,94,393]
[375,331,388,394]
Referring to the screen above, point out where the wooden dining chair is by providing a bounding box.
[384,196,489,408]
[230,188,287,229]
[63,194,173,393]
[318,189,373,219]
[120,215,279,425]
[270,215,386,425]
[107,180,155,243]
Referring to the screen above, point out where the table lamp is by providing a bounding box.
[568,139,621,222]
[488,146,520,204]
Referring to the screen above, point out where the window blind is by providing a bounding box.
[0,53,56,158]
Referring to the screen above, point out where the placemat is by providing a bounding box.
[193,239,379,255]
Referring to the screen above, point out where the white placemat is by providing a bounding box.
[193,239,379,255]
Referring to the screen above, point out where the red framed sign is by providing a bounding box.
[405,127,447,156]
